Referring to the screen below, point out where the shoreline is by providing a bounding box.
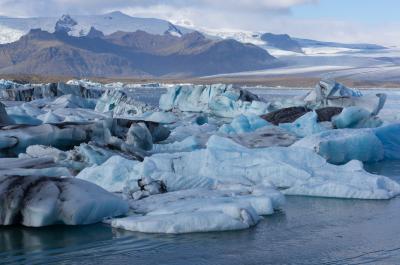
[2,74,400,89]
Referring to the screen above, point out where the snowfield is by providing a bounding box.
[1,79,400,233]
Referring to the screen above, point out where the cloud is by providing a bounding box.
[0,0,316,17]
[0,0,398,46]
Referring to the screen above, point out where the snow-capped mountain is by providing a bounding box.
[0,11,396,82]
[0,11,191,44]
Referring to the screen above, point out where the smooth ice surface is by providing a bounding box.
[0,176,129,227]
[77,156,139,192]
[111,188,284,234]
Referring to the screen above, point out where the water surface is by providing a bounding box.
[1,160,400,265]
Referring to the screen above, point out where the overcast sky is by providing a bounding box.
[0,0,398,46]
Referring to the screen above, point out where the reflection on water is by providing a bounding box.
[1,160,400,265]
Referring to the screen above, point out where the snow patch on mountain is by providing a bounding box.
[0,12,191,44]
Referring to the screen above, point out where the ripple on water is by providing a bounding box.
[1,160,400,265]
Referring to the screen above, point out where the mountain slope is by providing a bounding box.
[261,33,303,53]
[0,12,191,44]
[0,29,278,77]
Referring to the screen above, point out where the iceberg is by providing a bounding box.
[0,81,103,102]
[0,175,129,227]
[95,88,152,117]
[279,111,327,137]
[294,124,400,164]
[127,135,400,200]
[332,106,383,129]
[261,106,342,125]
[0,156,72,177]
[0,122,106,156]
[77,155,139,192]
[219,114,270,134]
[226,126,298,148]
[111,187,284,234]
[159,84,270,118]
[303,80,387,113]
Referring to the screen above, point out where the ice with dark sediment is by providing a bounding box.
[0,175,128,227]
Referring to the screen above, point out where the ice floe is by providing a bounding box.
[0,175,128,227]
[111,187,283,234]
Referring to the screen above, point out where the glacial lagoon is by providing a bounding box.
[1,87,400,264]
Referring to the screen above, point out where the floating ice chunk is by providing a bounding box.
[128,176,167,200]
[50,94,96,109]
[0,81,102,102]
[159,84,269,118]
[126,122,153,151]
[164,122,218,145]
[130,135,400,199]
[152,136,202,153]
[303,80,386,113]
[95,88,152,116]
[294,124,400,164]
[0,167,72,177]
[118,111,178,124]
[262,106,342,125]
[112,209,258,234]
[0,124,91,156]
[23,142,141,174]
[374,124,400,160]
[279,111,327,137]
[293,129,384,164]
[0,156,71,177]
[332,106,383,129]
[111,188,283,234]
[37,111,63,124]
[0,79,18,90]
[219,114,270,134]
[51,108,109,123]
[283,159,400,199]
[0,102,13,126]
[77,155,139,192]
[0,175,129,227]
[226,126,298,148]
[5,102,44,125]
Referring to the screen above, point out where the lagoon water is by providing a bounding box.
[1,88,400,265]
[2,160,400,265]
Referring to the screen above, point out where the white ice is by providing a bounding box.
[111,187,284,234]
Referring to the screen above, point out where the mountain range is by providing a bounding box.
[0,11,391,79]
[0,27,278,77]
